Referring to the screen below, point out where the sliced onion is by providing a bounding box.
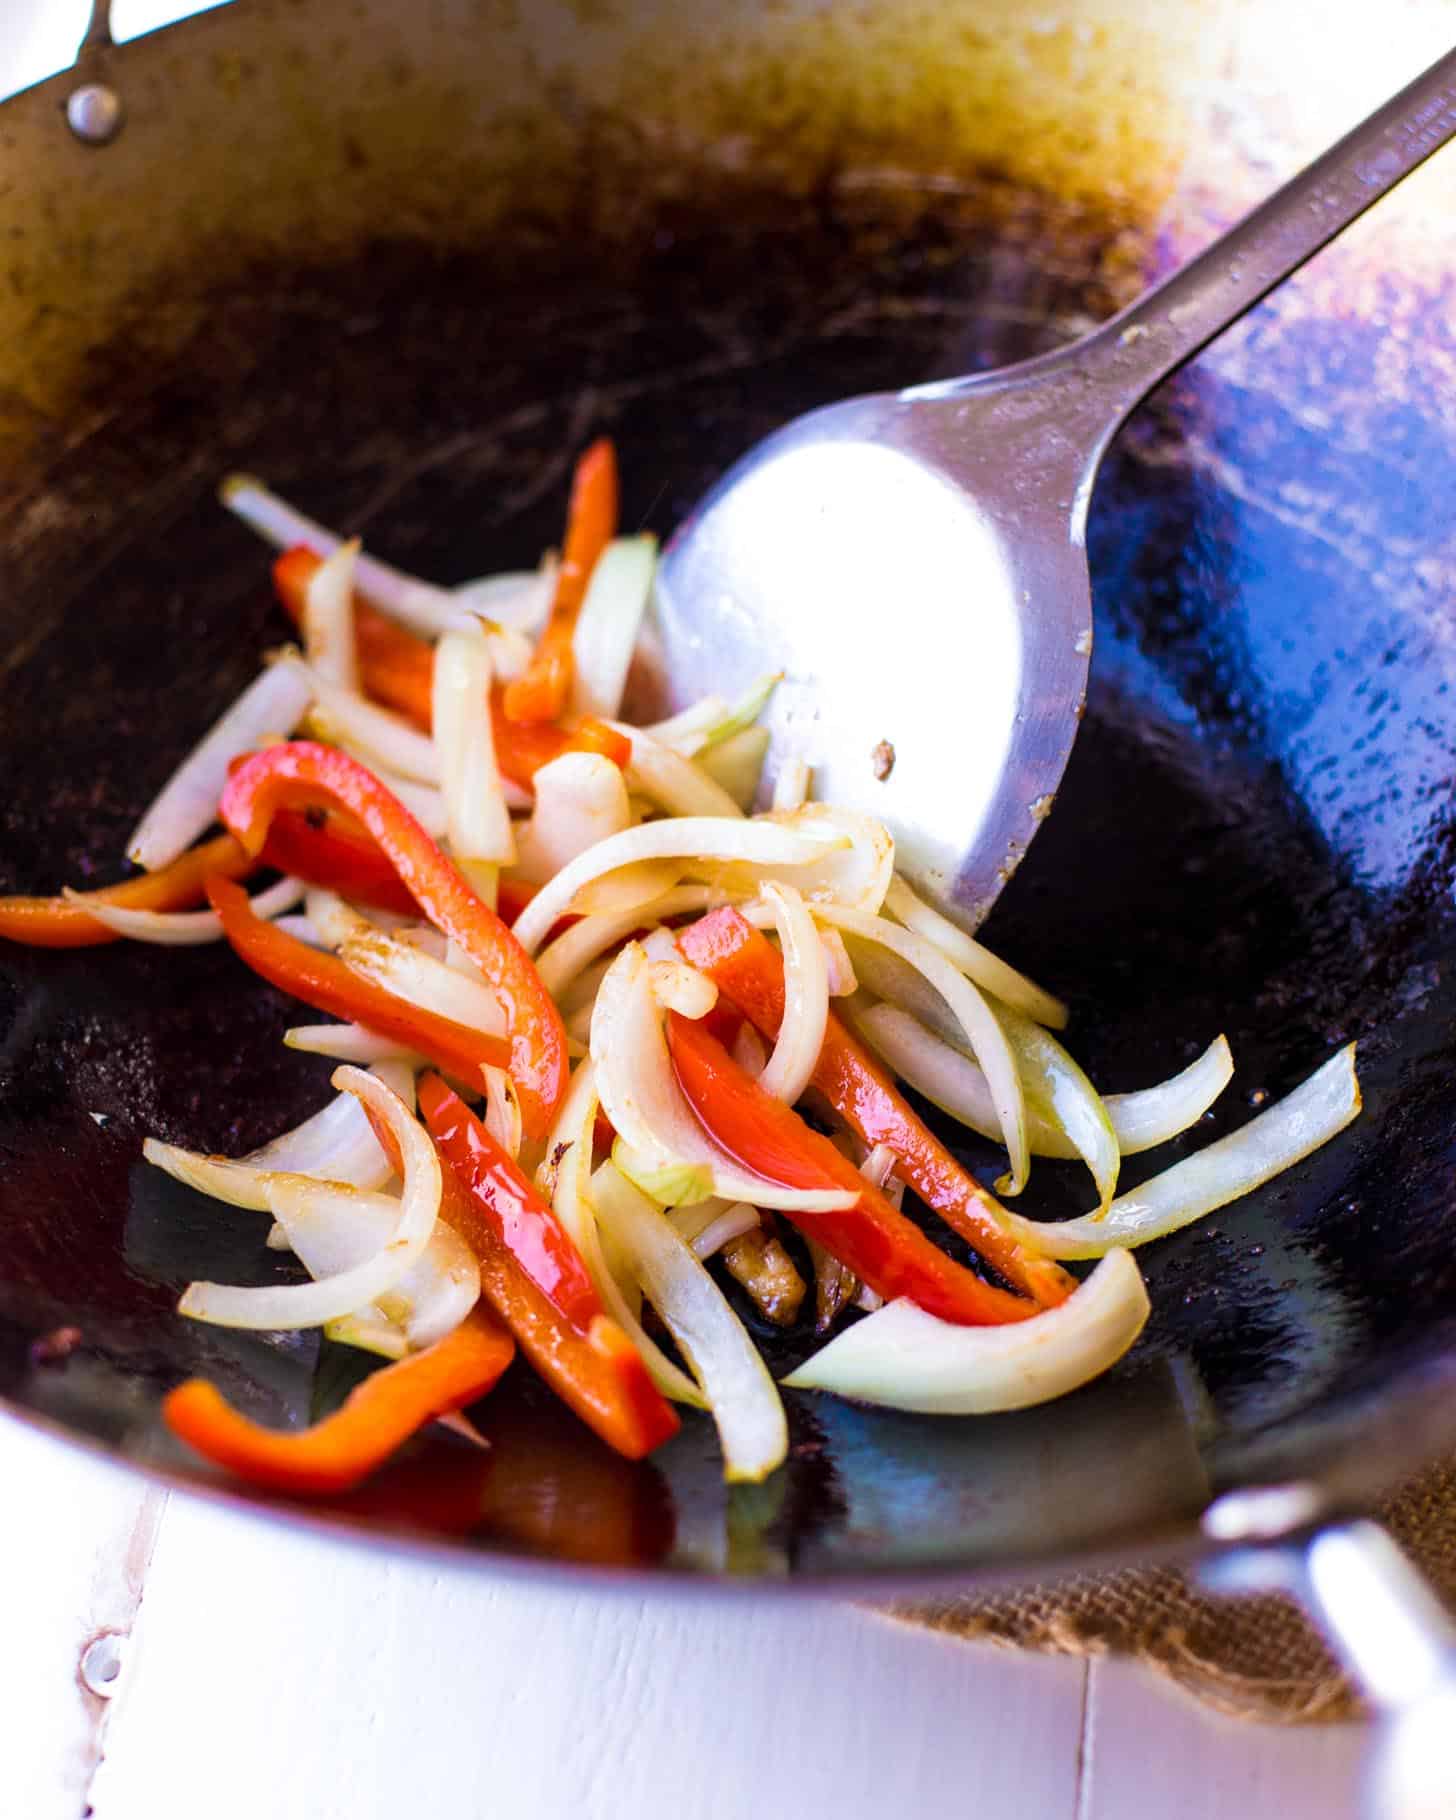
[611,722,746,819]
[125,662,312,871]
[340,929,507,1036]
[270,913,331,949]
[72,874,304,946]
[784,1249,1150,1413]
[482,1064,522,1160]
[771,757,811,814]
[513,752,632,885]
[1001,1044,1362,1260]
[142,1059,415,1207]
[589,1161,788,1482]
[996,999,1119,1213]
[265,1175,478,1350]
[510,818,844,955]
[755,883,828,1106]
[430,618,515,865]
[732,1022,768,1077]
[698,726,770,812]
[883,876,1067,1030]
[644,673,781,758]
[686,1202,760,1260]
[544,1059,706,1406]
[453,555,557,632]
[649,959,718,1021]
[702,804,893,915]
[304,887,374,949]
[569,534,657,721]
[820,927,858,998]
[288,656,441,783]
[590,943,856,1214]
[177,1065,442,1329]
[219,474,461,639]
[612,1136,716,1208]
[284,1022,425,1066]
[535,885,714,1000]
[812,905,1029,1194]
[569,859,687,918]
[303,539,360,691]
[856,1004,1234,1161]
[323,1314,410,1361]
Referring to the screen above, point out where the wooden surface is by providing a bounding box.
[5,1414,1369,1820]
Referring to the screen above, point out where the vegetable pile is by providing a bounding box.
[0,444,1363,1492]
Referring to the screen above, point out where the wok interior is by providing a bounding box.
[2,0,1456,1579]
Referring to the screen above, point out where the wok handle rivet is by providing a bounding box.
[64,83,124,147]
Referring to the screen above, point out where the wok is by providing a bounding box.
[4,0,1456,1803]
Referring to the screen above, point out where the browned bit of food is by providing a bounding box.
[871,739,896,781]
[805,1234,859,1334]
[722,1229,806,1326]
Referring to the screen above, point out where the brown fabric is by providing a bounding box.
[891,1459,1456,1724]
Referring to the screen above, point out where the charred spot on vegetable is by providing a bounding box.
[871,740,895,782]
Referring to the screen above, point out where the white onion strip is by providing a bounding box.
[687,1203,761,1260]
[287,656,441,782]
[811,905,1029,1195]
[590,943,856,1214]
[569,535,657,721]
[72,874,304,946]
[482,1064,523,1160]
[883,876,1068,1030]
[177,1065,442,1330]
[303,539,360,691]
[535,886,714,1000]
[1001,1045,1361,1261]
[511,819,843,955]
[771,758,811,814]
[610,722,746,820]
[784,1250,1150,1413]
[339,929,507,1035]
[643,673,781,757]
[755,883,828,1106]
[996,999,1119,1214]
[433,619,515,865]
[125,662,311,871]
[513,753,632,885]
[590,1161,788,1482]
[697,726,770,811]
[284,1022,425,1066]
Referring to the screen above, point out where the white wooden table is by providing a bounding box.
[5,1413,1368,1820]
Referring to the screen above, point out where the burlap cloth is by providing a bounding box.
[891,1460,1456,1723]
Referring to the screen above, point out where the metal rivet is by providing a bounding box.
[65,83,124,147]
[79,1632,125,1697]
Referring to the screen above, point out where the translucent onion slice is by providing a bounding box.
[453,555,557,632]
[644,674,781,757]
[811,905,1029,1194]
[339,929,507,1037]
[433,619,515,866]
[590,1161,788,1482]
[783,1249,1150,1413]
[142,1058,416,1207]
[856,1004,1235,1161]
[820,927,858,998]
[544,1059,706,1406]
[569,534,657,721]
[270,914,331,949]
[648,959,717,1021]
[996,1000,1119,1213]
[590,943,856,1214]
[1001,1045,1362,1260]
[703,804,893,916]
[287,656,441,783]
[883,876,1068,1030]
[481,1064,522,1160]
[568,859,687,918]
[612,1136,717,1208]
[513,753,632,885]
[323,1314,410,1361]
[771,758,811,814]
[72,875,304,946]
[534,885,715,1000]
[125,662,312,871]
[698,726,770,811]
[686,1202,760,1260]
[303,539,360,691]
[755,883,828,1106]
[177,1065,442,1330]
[304,886,374,949]
[611,722,746,820]
[265,1175,479,1350]
[284,1022,425,1066]
[510,819,843,955]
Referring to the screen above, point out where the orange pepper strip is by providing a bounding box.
[272,547,631,782]
[678,908,1073,1309]
[220,744,567,1136]
[501,438,619,725]
[207,875,512,1082]
[0,833,254,949]
[163,1307,515,1495]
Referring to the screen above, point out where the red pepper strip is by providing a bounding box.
[207,875,512,1080]
[0,833,254,949]
[666,1012,1038,1327]
[418,1072,603,1335]
[678,909,1074,1309]
[258,809,421,918]
[162,1307,515,1495]
[220,743,567,1137]
[502,438,619,725]
[273,546,632,783]
[426,1128,680,1459]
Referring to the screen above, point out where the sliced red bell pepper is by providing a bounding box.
[0,832,254,949]
[418,1072,602,1334]
[163,1306,515,1495]
[502,438,619,725]
[272,546,632,783]
[258,808,421,918]
[426,1125,680,1460]
[207,875,511,1082]
[666,1011,1039,1327]
[678,908,1073,1309]
[220,743,567,1136]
